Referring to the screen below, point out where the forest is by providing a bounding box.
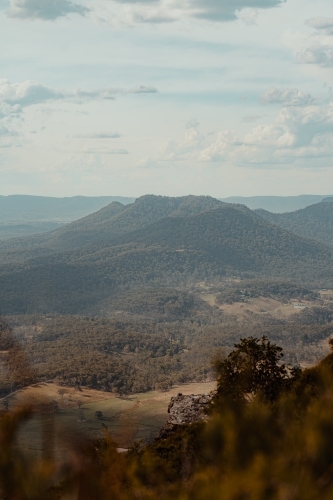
[1,276,333,397]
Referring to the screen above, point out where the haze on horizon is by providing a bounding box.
[1,0,333,198]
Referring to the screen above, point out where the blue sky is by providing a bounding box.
[1,0,333,197]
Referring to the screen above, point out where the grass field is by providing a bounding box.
[9,381,216,461]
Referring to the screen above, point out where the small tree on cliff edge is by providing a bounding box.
[214,336,293,404]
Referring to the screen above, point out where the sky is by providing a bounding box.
[1,0,333,198]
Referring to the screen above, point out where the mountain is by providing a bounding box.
[0,195,224,258]
[0,194,136,223]
[255,202,333,246]
[0,222,65,240]
[220,195,330,213]
[0,196,333,315]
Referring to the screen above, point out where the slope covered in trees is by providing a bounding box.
[255,201,333,246]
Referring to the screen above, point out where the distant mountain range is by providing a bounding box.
[0,195,136,240]
[0,194,330,239]
[220,195,331,213]
[0,195,333,315]
[0,195,135,223]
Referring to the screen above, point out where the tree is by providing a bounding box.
[214,336,291,404]
[95,411,103,420]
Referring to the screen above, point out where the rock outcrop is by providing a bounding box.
[157,391,215,440]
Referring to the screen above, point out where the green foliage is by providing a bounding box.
[214,336,291,403]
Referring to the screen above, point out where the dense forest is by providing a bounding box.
[1,275,333,397]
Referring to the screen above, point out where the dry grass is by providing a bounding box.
[202,295,310,319]
[7,381,216,460]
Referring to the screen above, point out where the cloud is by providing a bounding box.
[241,115,264,122]
[99,0,285,26]
[0,79,158,108]
[0,79,65,106]
[74,132,121,139]
[0,123,12,136]
[290,17,333,69]
[129,84,158,94]
[297,44,333,68]
[7,0,89,20]
[260,87,316,106]
[306,17,333,35]
[0,102,22,118]
[82,148,129,154]
[190,0,285,21]
[199,103,333,165]
[0,78,157,145]
[137,118,204,167]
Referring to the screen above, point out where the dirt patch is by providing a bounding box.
[218,297,312,319]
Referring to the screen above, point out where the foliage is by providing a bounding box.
[214,336,292,403]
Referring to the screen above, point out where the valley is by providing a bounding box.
[2,194,333,456]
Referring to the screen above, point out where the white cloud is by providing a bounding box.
[297,44,333,68]
[82,147,129,154]
[306,17,333,35]
[288,17,333,69]
[74,132,121,138]
[0,79,158,107]
[95,0,285,26]
[129,84,158,94]
[0,78,157,147]
[0,123,12,136]
[260,87,316,107]
[199,103,333,165]
[241,115,264,122]
[185,0,285,21]
[137,118,204,167]
[8,0,89,20]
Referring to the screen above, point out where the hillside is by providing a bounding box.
[0,198,333,314]
[255,202,333,246]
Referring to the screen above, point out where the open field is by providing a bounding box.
[9,381,216,460]
[200,293,311,319]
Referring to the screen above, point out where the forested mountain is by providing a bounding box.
[220,195,330,213]
[255,202,333,246]
[0,196,333,314]
[0,195,223,257]
[37,195,224,251]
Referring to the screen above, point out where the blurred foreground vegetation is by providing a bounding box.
[3,336,333,498]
